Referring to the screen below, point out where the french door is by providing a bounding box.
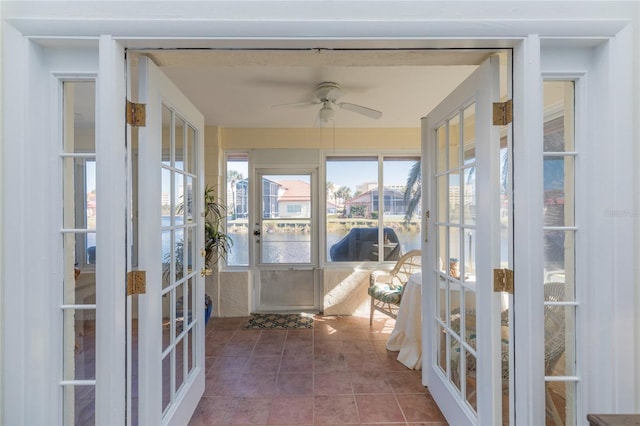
[423,55,509,425]
[135,55,206,425]
[253,167,320,312]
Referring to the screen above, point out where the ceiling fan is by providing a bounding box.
[272,82,383,124]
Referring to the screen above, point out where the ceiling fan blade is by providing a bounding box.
[338,102,383,119]
[271,100,319,109]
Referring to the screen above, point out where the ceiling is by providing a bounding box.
[137,49,494,129]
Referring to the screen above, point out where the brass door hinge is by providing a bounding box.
[493,268,514,294]
[127,270,147,295]
[493,99,513,126]
[126,101,146,127]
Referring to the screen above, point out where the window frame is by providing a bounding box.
[323,151,422,268]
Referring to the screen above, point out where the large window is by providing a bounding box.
[226,153,249,266]
[326,155,421,263]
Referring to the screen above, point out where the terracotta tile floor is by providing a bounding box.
[189,313,448,425]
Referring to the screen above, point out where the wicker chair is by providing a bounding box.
[448,282,566,426]
[543,282,566,426]
[367,249,421,325]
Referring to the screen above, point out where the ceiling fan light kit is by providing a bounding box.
[272,81,382,124]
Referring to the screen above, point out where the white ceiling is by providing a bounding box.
[139,49,493,129]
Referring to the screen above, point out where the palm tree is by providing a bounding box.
[326,181,336,206]
[335,185,352,207]
[403,161,421,223]
[227,170,244,220]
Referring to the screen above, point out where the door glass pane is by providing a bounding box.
[463,165,476,225]
[174,228,184,281]
[186,125,196,174]
[448,172,461,223]
[175,116,185,171]
[463,104,476,163]
[162,105,172,165]
[61,80,97,426]
[463,229,476,280]
[436,175,447,222]
[259,174,312,264]
[162,289,172,351]
[175,337,185,393]
[162,354,171,413]
[448,115,460,170]
[436,125,447,173]
[174,173,184,219]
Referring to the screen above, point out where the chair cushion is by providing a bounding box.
[368,282,403,304]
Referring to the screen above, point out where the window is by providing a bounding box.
[226,153,249,266]
[286,204,303,214]
[543,80,578,426]
[60,80,97,425]
[326,155,421,263]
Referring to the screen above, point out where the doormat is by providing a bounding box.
[244,313,314,329]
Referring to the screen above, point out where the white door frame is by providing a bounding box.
[2,8,636,425]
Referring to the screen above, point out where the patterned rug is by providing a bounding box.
[244,313,314,329]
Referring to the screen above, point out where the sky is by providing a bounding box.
[228,158,419,194]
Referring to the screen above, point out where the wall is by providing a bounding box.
[205,126,420,316]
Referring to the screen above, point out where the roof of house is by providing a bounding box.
[277,180,310,202]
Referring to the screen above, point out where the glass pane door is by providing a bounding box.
[136,55,205,425]
[424,55,505,425]
[255,171,319,311]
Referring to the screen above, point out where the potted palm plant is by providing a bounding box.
[173,184,232,324]
[203,184,232,269]
[201,185,233,323]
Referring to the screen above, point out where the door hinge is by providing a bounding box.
[493,268,514,294]
[127,270,147,295]
[126,101,146,127]
[492,99,513,126]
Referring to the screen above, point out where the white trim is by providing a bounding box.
[513,34,546,426]
[95,35,127,425]
[2,23,31,426]
[2,4,637,425]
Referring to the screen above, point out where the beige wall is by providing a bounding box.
[205,126,420,316]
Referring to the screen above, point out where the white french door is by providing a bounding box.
[135,55,206,425]
[422,55,507,425]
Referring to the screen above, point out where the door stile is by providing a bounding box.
[136,55,164,425]
[472,55,503,426]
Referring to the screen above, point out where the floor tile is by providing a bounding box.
[280,353,314,373]
[246,355,282,374]
[350,370,393,394]
[396,393,448,423]
[268,395,314,424]
[234,373,278,396]
[191,314,445,425]
[314,372,353,395]
[224,396,272,425]
[313,395,359,425]
[355,394,405,423]
[188,396,232,425]
[275,373,314,395]
[387,372,428,394]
